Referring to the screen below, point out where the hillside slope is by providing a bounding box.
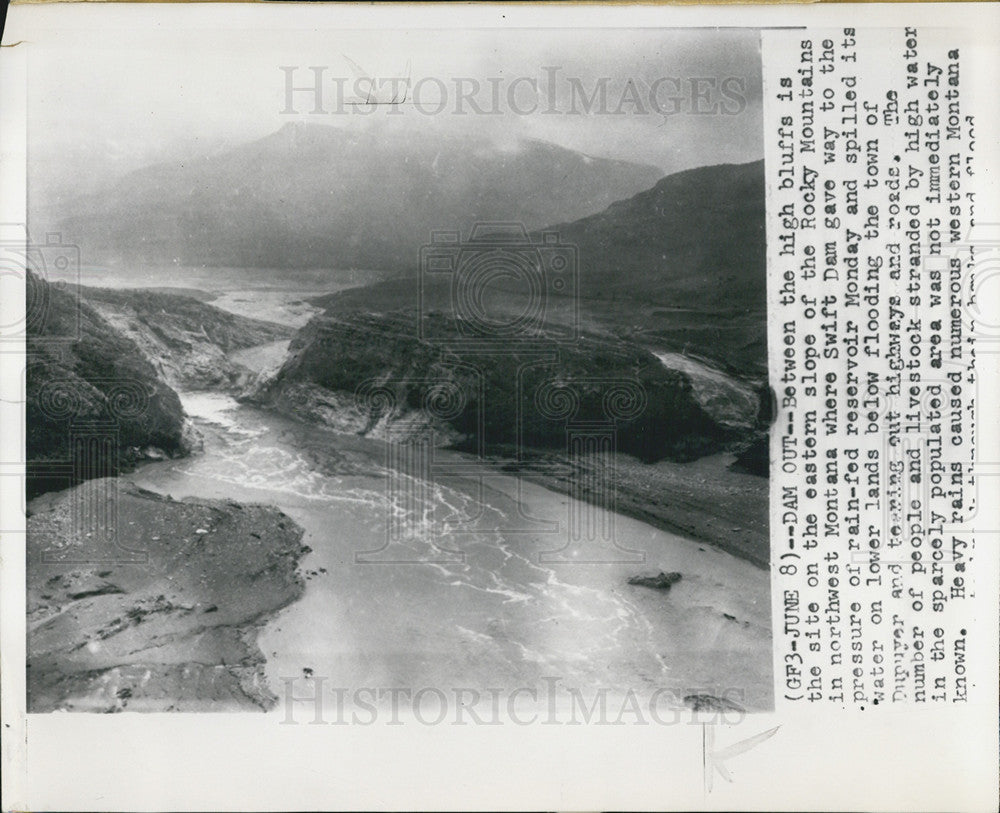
[26,276,294,496]
[26,273,192,495]
[252,311,743,464]
[82,286,293,391]
[310,159,767,372]
[551,159,765,311]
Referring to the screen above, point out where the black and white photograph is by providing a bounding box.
[2,4,998,812]
[21,26,772,717]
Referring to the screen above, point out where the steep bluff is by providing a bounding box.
[81,286,292,391]
[253,311,744,464]
[26,275,292,497]
[26,273,191,495]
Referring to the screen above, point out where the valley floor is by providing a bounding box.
[25,287,772,713]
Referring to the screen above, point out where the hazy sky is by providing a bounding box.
[29,27,762,197]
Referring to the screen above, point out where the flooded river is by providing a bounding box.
[125,386,773,714]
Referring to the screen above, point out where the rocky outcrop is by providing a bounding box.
[683,693,746,714]
[627,571,682,590]
[26,272,192,497]
[727,381,772,477]
[27,482,309,712]
[652,351,761,431]
[730,435,770,477]
[81,286,292,391]
[253,311,738,464]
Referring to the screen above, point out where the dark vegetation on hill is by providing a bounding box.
[308,160,767,375]
[549,159,765,312]
[26,273,190,496]
[26,275,292,497]
[254,311,744,464]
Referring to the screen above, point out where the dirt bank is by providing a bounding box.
[27,481,309,712]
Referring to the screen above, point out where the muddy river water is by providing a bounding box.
[125,383,772,717]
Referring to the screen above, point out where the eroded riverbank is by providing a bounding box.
[26,483,309,712]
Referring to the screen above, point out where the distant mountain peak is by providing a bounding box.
[51,125,662,271]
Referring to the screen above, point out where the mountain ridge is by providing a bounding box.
[310,157,767,372]
[545,158,765,312]
[51,122,661,271]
